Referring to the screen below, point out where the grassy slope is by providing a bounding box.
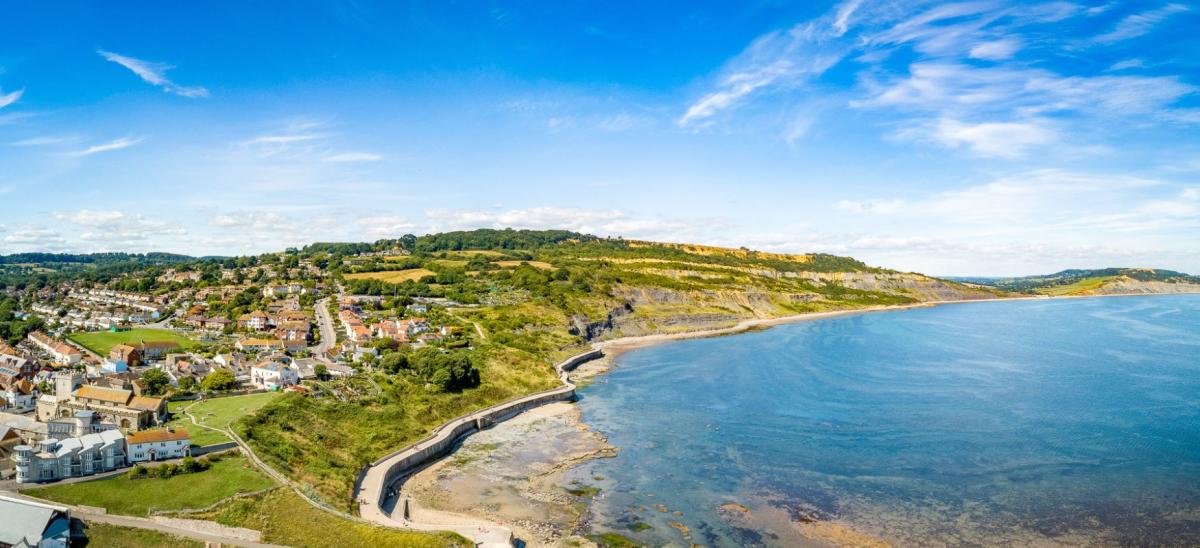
[155,393,282,447]
[180,489,467,548]
[1035,276,1118,296]
[82,522,205,548]
[68,328,200,356]
[23,456,275,516]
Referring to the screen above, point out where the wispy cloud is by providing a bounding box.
[323,152,381,163]
[0,88,23,109]
[1091,3,1190,45]
[69,137,145,157]
[11,135,79,146]
[679,0,1197,158]
[98,50,209,98]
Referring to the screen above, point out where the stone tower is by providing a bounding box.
[55,370,82,400]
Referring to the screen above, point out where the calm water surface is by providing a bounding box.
[570,296,1200,546]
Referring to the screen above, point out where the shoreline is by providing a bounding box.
[593,291,1200,357]
[362,290,1200,546]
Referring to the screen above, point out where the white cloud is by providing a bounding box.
[927,118,1056,158]
[52,210,186,243]
[1107,58,1145,71]
[323,152,382,163]
[98,50,209,98]
[0,88,23,109]
[11,135,79,146]
[1091,3,1189,45]
[832,0,865,37]
[425,206,718,242]
[678,20,848,126]
[69,137,144,157]
[2,226,67,248]
[356,215,416,238]
[968,37,1021,61]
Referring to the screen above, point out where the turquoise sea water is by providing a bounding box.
[570,296,1200,546]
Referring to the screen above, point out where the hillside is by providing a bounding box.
[238,230,1002,508]
[974,268,1200,296]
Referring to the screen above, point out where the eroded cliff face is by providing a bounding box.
[568,272,1000,341]
[1082,278,1200,296]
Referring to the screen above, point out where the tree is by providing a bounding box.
[140,369,171,396]
[314,363,330,381]
[177,376,197,393]
[202,369,238,392]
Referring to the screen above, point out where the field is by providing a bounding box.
[180,488,467,547]
[23,455,275,516]
[1036,276,1117,296]
[345,268,435,283]
[160,392,282,446]
[81,522,205,548]
[69,328,200,356]
[496,260,555,270]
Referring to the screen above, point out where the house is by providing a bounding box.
[0,353,35,381]
[14,416,126,483]
[136,340,180,360]
[0,495,73,548]
[274,320,311,342]
[282,339,307,353]
[262,284,302,298]
[127,428,190,462]
[236,338,285,353]
[1,380,38,413]
[26,332,82,365]
[251,362,299,390]
[237,310,272,331]
[109,343,142,368]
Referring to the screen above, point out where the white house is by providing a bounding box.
[251,362,299,390]
[127,428,190,462]
[14,425,126,483]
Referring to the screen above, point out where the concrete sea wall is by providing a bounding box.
[358,349,603,518]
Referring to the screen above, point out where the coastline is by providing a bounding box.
[363,291,1200,546]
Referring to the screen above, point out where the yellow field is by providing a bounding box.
[429,259,469,268]
[496,260,555,270]
[446,249,505,257]
[344,268,436,283]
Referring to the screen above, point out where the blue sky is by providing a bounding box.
[1,1,1198,276]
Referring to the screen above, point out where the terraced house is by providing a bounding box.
[13,427,126,483]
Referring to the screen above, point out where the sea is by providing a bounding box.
[569,295,1200,546]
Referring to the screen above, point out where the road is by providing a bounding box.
[311,297,337,357]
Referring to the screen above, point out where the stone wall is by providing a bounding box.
[362,349,604,513]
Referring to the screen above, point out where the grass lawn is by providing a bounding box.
[183,489,467,548]
[23,455,275,516]
[68,328,201,356]
[158,393,282,446]
[81,522,204,548]
[345,268,435,283]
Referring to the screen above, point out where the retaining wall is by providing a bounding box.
[361,349,604,513]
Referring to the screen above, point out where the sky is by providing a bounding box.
[1,1,1198,276]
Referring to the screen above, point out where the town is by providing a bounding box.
[1,244,490,547]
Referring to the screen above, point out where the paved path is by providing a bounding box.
[76,510,285,548]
